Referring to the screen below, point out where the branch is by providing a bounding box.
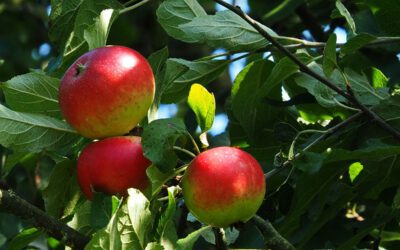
[212,227,228,250]
[0,189,90,250]
[265,111,364,179]
[213,0,400,142]
[250,215,296,250]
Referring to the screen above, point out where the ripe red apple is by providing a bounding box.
[181,146,266,228]
[77,136,151,199]
[59,45,155,139]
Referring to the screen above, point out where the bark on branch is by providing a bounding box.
[0,189,90,250]
[250,215,296,250]
[213,0,400,142]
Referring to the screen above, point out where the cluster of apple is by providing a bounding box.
[59,45,266,228]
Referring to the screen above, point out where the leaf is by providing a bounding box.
[370,67,389,88]
[85,189,152,250]
[156,187,177,243]
[49,0,122,75]
[296,64,388,108]
[148,59,189,122]
[162,59,228,103]
[340,33,376,56]
[148,47,169,78]
[126,189,153,248]
[231,58,298,143]
[48,0,83,49]
[68,194,116,235]
[66,0,122,53]
[84,8,119,50]
[322,33,337,77]
[8,228,42,250]
[1,72,61,118]
[187,84,215,132]
[335,1,356,33]
[0,104,80,152]
[180,11,277,51]
[176,226,212,250]
[348,162,363,183]
[146,165,174,197]
[145,242,165,250]
[344,68,390,105]
[156,0,207,42]
[363,0,400,36]
[294,152,325,174]
[142,118,188,172]
[42,160,81,218]
[262,0,306,23]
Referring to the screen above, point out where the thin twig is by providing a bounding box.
[250,215,296,250]
[213,0,400,142]
[212,227,228,250]
[119,0,151,14]
[173,146,197,158]
[0,189,90,249]
[265,111,364,179]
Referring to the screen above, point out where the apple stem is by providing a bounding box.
[213,227,228,250]
[186,132,201,155]
[173,146,196,158]
[75,63,86,76]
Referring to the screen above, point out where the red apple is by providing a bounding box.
[59,45,155,139]
[181,146,266,227]
[77,136,151,199]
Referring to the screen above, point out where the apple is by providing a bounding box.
[59,45,155,139]
[77,136,151,199]
[181,146,266,228]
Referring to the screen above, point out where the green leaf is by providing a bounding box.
[335,1,356,33]
[8,228,42,250]
[363,0,400,36]
[126,189,153,248]
[296,64,388,108]
[84,8,119,50]
[348,162,363,183]
[162,59,228,103]
[370,67,389,88]
[176,226,211,250]
[294,152,325,174]
[145,242,164,250]
[340,33,376,56]
[149,59,189,122]
[187,84,215,132]
[322,33,337,77]
[156,187,177,243]
[231,58,298,143]
[393,186,400,209]
[262,0,306,23]
[142,118,188,172]
[42,160,81,218]
[68,194,115,235]
[180,11,277,51]
[66,0,122,53]
[49,0,83,50]
[156,0,207,42]
[0,104,80,152]
[146,165,173,197]
[148,47,169,78]
[85,189,152,250]
[49,0,122,75]
[4,152,33,176]
[1,72,61,118]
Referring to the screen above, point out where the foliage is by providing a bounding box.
[1,0,400,249]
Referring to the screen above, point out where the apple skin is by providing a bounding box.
[181,146,266,228]
[59,45,155,139]
[77,136,152,200]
